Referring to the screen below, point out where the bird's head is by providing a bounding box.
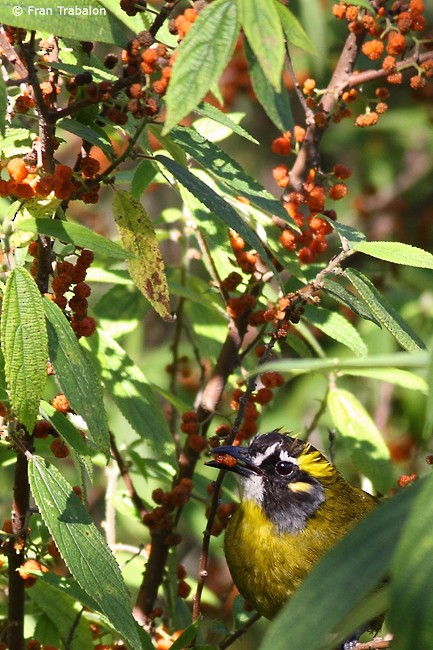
[206,430,338,533]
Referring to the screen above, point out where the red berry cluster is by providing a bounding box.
[118,31,173,121]
[277,172,344,265]
[143,478,193,546]
[17,558,48,588]
[0,158,102,204]
[227,372,284,445]
[332,1,433,126]
[207,501,238,537]
[228,229,259,274]
[176,564,191,599]
[180,411,208,452]
[45,249,96,338]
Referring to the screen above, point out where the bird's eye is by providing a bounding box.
[275,460,296,477]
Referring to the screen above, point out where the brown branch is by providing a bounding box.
[0,26,28,80]
[5,432,32,650]
[347,49,433,87]
[286,30,367,193]
[149,0,182,38]
[354,637,392,650]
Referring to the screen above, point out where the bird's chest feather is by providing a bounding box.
[224,498,337,619]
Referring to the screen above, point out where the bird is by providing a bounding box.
[206,430,380,648]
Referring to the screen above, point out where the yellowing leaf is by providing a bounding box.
[113,190,172,320]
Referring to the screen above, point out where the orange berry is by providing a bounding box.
[279,229,297,251]
[7,158,29,182]
[362,39,384,60]
[386,32,406,56]
[271,137,291,156]
[18,559,48,580]
[272,164,290,187]
[298,247,317,264]
[184,8,198,22]
[306,186,326,212]
[409,0,424,14]
[51,393,70,413]
[303,78,316,94]
[332,4,346,19]
[328,182,348,200]
[293,125,306,143]
[254,388,273,405]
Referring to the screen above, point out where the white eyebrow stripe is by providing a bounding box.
[252,442,279,466]
[279,450,298,464]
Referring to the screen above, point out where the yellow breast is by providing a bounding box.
[224,485,376,619]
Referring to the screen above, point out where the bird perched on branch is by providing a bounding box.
[206,430,380,649]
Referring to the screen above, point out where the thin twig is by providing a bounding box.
[110,433,149,521]
[218,612,262,650]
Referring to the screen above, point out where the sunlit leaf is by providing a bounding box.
[29,456,144,650]
[327,388,393,493]
[238,0,284,90]
[163,0,239,133]
[354,241,433,269]
[1,268,47,431]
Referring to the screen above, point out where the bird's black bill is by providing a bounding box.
[205,444,262,477]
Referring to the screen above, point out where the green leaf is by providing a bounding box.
[341,368,428,393]
[303,305,368,357]
[83,330,177,467]
[274,1,317,54]
[390,472,433,649]
[170,618,202,650]
[0,0,133,45]
[322,278,381,327]
[1,268,47,431]
[422,346,433,440]
[345,268,426,352]
[349,0,377,8]
[170,127,290,222]
[0,350,9,404]
[259,481,421,650]
[353,241,433,269]
[325,218,366,246]
[93,283,150,339]
[112,190,172,320]
[147,124,188,166]
[43,298,110,458]
[195,103,259,144]
[155,154,279,278]
[244,38,293,132]
[163,0,239,133]
[57,118,113,155]
[39,400,92,456]
[28,456,143,650]
[131,159,158,199]
[16,217,132,259]
[238,0,284,91]
[327,388,393,493]
[28,578,94,650]
[252,351,429,377]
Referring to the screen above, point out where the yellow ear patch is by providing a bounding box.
[288,481,314,493]
[297,444,335,480]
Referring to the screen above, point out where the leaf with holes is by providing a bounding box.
[113,190,172,320]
